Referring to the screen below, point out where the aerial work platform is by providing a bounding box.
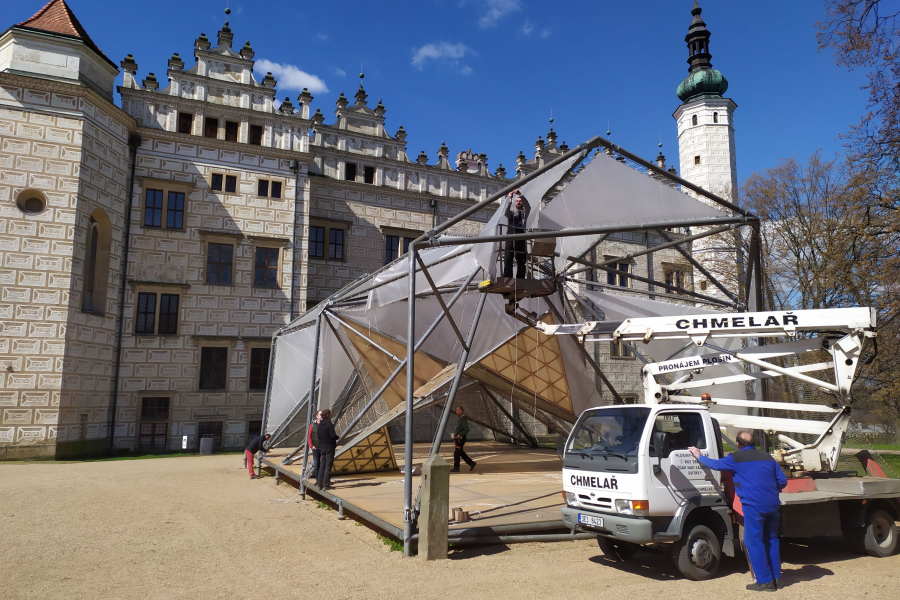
[260,442,587,542]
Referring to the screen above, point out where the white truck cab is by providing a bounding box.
[561,403,734,579]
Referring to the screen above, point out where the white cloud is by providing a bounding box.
[255,59,328,93]
[313,33,328,42]
[521,20,534,35]
[540,28,551,38]
[478,0,522,28]
[331,67,346,77]
[411,42,475,74]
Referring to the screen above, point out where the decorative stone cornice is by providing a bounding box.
[136,126,315,165]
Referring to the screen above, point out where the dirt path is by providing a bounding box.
[1,455,898,600]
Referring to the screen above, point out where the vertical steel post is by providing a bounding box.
[429,293,487,457]
[298,312,323,499]
[403,244,417,557]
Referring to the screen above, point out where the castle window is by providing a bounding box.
[144,189,164,227]
[205,242,234,285]
[139,397,170,451]
[694,155,701,166]
[225,175,237,193]
[610,340,634,360]
[82,211,111,314]
[225,121,239,142]
[178,112,194,135]
[166,192,185,229]
[211,173,237,193]
[606,261,629,287]
[211,173,223,191]
[143,188,185,230]
[691,115,698,126]
[664,268,689,294]
[248,347,271,391]
[16,189,47,214]
[135,292,180,335]
[256,179,283,198]
[254,246,280,288]
[249,124,263,146]
[308,226,325,258]
[345,162,358,181]
[713,112,719,123]
[204,117,218,138]
[364,165,375,184]
[329,228,344,259]
[199,347,228,390]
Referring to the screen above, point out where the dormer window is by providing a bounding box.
[249,124,263,146]
[204,117,218,138]
[225,121,239,143]
[178,112,194,135]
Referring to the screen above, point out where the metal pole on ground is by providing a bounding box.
[298,312,323,500]
[403,244,417,557]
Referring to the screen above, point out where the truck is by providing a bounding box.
[536,307,900,580]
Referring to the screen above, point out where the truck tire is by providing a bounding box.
[862,509,898,557]
[596,535,638,560]
[672,524,721,580]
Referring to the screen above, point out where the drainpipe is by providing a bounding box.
[430,198,437,229]
[289,159,301,321]
[107,133,142,454]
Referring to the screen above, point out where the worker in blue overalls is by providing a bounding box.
[689,431,788,592]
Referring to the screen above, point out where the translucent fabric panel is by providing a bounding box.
[364,244,475,309]
[472,155,580,272]
[539,154,730,270]
[317,319,357,412]
[265,305,325,434]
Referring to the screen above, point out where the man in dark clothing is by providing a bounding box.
[307,410,322,479]
[245,432,271,480]
[451,406,476,472]
[316,409,339,489]
[502,189,531,279]
[689,432,788,592]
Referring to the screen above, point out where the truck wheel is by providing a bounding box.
[597,535,638,560]
[672,524,721,580]
[863,509,898,557]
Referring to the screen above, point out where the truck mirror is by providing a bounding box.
[650,431,670,459]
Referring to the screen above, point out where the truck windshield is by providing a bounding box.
[567,407,651,458]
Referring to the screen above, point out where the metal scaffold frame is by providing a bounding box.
[260,134,764,556]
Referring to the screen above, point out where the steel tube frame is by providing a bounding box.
[569,256,738,308]
[563,233,611,273]
[655,228,740,304]
[428,292,488,458]
[325,311,403,363]
[403,244,417,556]
[565,278,730,308]
[415,253,467,350]
[334,267,481,440]
[427,216,752,248]
[298,313,323,498]
[482,385,540,447]
[567,224,738,279]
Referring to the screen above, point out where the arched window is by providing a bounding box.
[691,115,698,126]
[713,112,719,123]
[82,209,112,314]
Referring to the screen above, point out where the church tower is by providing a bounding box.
[673,1,738,204]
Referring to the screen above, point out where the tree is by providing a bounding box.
[742,151,900,437]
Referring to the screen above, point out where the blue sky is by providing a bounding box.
[7,0,870,184]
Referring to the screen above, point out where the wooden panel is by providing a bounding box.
[340,319,446,409]
[474,314,574,414]
[332,427,398,474]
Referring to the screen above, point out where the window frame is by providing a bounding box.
[605,259,630,288]
[199,346,229,391]
[139,178,192,231]
[248,124,263,146]
[253,245,281,289]
[134,289,181,336]
[382,227,422,265]
[308,219,349,263]
[177,112,194,135]
[209,172,238,195]
[248,346,271,391]
[204,239,235,286]
[203,116,218,139]
[344,162,358,181]
[363,165,375,184]
[256,178,284,199]
[610,339,634,360]
[224,120,239,142]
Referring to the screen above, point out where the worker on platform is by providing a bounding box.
[502,189,531,279]
[450,406,477,472]
[245,432,271,480]
[689,431,788,592]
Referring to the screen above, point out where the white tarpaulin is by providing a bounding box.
[365,244,476,309]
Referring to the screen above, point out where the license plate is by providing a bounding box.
[578,514,604,528]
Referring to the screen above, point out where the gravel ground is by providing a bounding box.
[1,454,898,600]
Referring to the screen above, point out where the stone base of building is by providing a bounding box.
[55,439,109,460]
[0,444,57,461]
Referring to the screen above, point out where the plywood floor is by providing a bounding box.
[262,442,566,531]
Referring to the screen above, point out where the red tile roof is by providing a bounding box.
[14,0,116,67]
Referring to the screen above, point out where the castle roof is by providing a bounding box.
[11,0,116,68]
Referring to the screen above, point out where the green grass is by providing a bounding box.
[377,533,403,552]
[871,444,900,451]
[315,501,332,511]
[880,454,900,476]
